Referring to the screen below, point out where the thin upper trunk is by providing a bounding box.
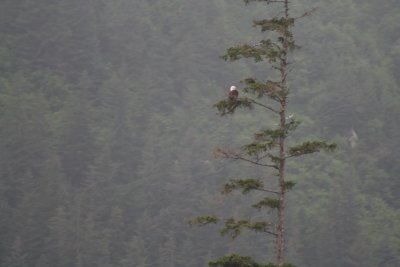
[276,0,290,265]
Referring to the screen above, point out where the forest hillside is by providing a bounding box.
[0,0,399,267]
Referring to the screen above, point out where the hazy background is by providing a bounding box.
[0,0,399,266]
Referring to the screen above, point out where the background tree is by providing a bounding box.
[0,0,399,266]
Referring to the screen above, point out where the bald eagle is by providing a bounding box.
[229,85,238,100]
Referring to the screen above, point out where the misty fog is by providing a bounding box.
[0,0,399,267]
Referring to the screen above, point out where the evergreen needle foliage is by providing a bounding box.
[252,197,281,210]
[222,179,266,194]
[209,254,297,267]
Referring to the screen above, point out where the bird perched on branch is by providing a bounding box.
[229,85,238,100]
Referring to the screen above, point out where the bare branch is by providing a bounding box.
[258,187,279,194]
[294,7,318,20]
[235,156,279,169]
[244,0,286,4]
[214,148,279,169]
[249,99,279,113]
[265,230,278,237]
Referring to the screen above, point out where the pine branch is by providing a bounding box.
[209,254,296,267]
[215,96,279,114]
[214,98,253,115]
[209,254,271,267]
[252,197,281,210]
[244,142,276,156]
[287,141,337,158]
[241,77,287,103]
[253,17,295,35]
[222,179,279,195]
[214,148,279,169]
[241,122,299,158]
[190,216,277,238]
[188,215,219,226]
[220,218,275,239]
[221,41,282,63]
[244,0,286,4]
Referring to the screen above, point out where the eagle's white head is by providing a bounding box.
[230,85,237,91]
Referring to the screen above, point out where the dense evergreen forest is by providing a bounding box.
[0,0,399,266]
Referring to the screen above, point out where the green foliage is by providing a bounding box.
[214,98,254,115]
[244,121,301,156]
[253,17,295,35]
[222,42,281,63]
[220,218,272,239]
[209,254,267,267]
[188,215,219,226]
[287,141,337,158]
[209,254,261,267]
[241,77,287,101]
[243,142,274,156]
[283,181,296,191]
[222,179,265,194]
[209,254,296,267]
[252,197,280,210]
[190,215,274,239]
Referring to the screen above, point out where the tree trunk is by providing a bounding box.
[277,100,286,265]
[276,1,290,264]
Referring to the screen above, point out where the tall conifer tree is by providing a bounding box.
[190,1,335,266]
